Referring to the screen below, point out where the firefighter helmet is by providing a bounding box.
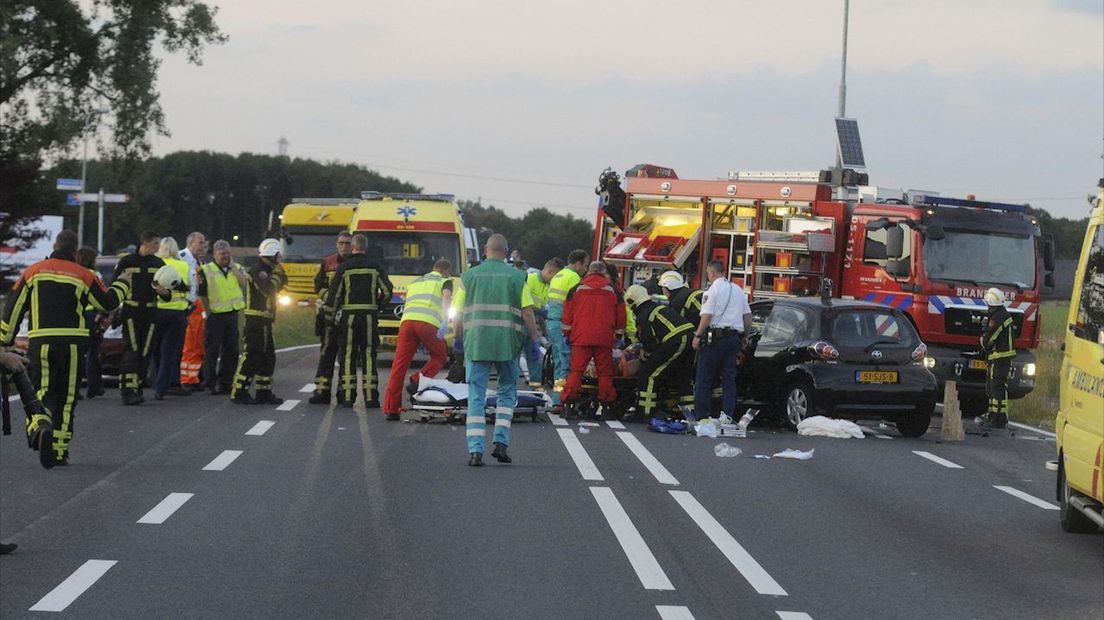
[154,265,182,290]
[258,238,282,258]
[624,284,650,307]
[658,270,685,290]
[983,287,1005,307]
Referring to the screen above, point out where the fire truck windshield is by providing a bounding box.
[923,230,1036,289]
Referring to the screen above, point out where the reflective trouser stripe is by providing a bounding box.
[638,337,687,415]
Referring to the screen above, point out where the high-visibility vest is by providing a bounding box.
[547,268,581,320]
[526,271,549,308]
[158,257,191,311]
[401,271,447,327]
[460,259,530,362]
[202,262,245,314]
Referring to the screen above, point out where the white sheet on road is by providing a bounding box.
[415,376,469,402]
[797,415,865,439]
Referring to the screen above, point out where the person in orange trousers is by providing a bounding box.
[180,299,206,388]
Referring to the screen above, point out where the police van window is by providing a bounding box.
[863,223,912,267]
[759,306,811,348]
[1075,224,1104,344]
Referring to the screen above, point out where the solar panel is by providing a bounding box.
[835,118,866,169]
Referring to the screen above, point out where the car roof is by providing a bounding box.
[756,297,900,313]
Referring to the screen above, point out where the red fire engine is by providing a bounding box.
[593,166,1057,414]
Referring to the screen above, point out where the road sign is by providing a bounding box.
[56,178,82,191]
[101,193,129,203]
[66,193,81,206]
[73,192,129,203]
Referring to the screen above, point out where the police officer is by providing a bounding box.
[308,231,352,404]
[1,230,130,466]
[546,249,588,403]
[690,260,752,421]
[322,234,393,408]
[624,284,695,419]
[979,287,1015,429]
[231,238,287,405]
[115,231,168,405]
[198,240,247,395]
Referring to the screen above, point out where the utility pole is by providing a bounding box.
[277,136,288,157]
[835,0,850,180]
[79,136,88,245]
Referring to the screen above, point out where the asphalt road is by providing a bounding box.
[1,346,1101,619]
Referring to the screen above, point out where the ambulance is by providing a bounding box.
[1055,182,1104,533]
[277,199,358,305]
[350,192,468,347]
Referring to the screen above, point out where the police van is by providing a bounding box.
[1056,182,1104,532]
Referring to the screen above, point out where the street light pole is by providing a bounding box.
[79,133,89,246]
[835,0,850,175]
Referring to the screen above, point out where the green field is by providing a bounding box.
[1013,300,1068,431]
[273,304,320,350]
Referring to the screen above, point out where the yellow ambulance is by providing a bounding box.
[351,192,468,348]
[1056,183,1104,532]
[277,199,358,305]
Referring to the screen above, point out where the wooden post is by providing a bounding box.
[941,380,965,441]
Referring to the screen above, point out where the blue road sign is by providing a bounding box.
[66,193,81,206]
[56,178,82,191]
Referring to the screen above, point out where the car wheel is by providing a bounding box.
[783,381,813,430]
[895,408,933,438]
[1058,457,1098,534]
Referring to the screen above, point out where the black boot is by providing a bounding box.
[254,391,284,405]
[491,442,512,464]
[230,392,254,405]
[468,453,483,467]
[122,392,143,406]
[31,421,56,469]
[307,392,330,405]
[0,542,16,555]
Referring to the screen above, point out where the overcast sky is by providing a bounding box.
[150,0,1104,221]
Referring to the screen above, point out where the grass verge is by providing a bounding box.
[1011,301,1067,431]
[273,304,320,350]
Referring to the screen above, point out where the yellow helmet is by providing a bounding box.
[624,284,651,307]
[983,287,1005,307]
[658,270,685,290]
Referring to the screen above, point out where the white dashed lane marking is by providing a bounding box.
[656,605,695,619]
[994,485,1059,510]
[547,412,567,426]
[615,432,679,485]
[590,486,675,591]
[556,429,603,481]
[137,493,194,524]
[299,383,316,393]
[245,420,276,436]
[276,399,300,411]
[605,420,627,430]
[912,451,964,469]
[202,450,243,471]
[29,560,117,612]
[776,612,815,620]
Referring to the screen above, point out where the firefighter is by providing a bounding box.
[322,234,393,408]
[178,231,208,391]
[1,230,130,466]
[521,258,560,387]
[659,270,703,329]
[561,262,625,405]
[152,237,192,400]
[308,231,352,404]
[198,240,247,395]
[115,231,169,406]
[231,238,287,405]
[459,234,541,467]
[623,284,695,420]
[546,249,588,403]
[979,287,1015,429]
[382,259,452,419]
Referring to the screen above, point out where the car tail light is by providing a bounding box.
[911,343,928,362]
[808,341,839,361]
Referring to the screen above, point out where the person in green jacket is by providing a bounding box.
[458,234,541,467]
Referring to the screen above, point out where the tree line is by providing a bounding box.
[458,200,595,270]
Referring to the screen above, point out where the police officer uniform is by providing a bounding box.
[231,240,286,405]
[691,276,751,421]
[114,249,166,405]
[322,249,393,407]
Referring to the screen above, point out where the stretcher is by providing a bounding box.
[400,375,553,423]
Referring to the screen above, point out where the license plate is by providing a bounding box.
[855,370,899,384]
[969,359,987,370]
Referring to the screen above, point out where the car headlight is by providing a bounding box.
[923,356,937,369]
[1022,362,1036,377]
[278,295,292,306]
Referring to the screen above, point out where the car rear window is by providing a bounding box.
[829,310,918,348]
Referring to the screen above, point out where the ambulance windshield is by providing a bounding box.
[923,230,1036,289]
[373,233,461,276]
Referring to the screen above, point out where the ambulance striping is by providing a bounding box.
[355,220,455,232]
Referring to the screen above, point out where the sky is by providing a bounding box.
[150,0,1104,221]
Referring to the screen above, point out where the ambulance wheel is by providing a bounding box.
[1058,457,1099,534]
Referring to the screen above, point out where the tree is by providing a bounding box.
[0,0,225,282]
[458,200,595,268]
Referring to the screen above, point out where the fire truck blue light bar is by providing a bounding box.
[916,195,1027,213]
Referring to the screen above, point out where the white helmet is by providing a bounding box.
[258,238,282,258]
[658,270,685,290]
[154,265,182,290]
[983,287,1005,307]
[624,284,651,307]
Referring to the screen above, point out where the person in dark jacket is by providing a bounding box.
[230,238,287,405]
[561,262,626,404]
[979,287,1015,429]
[624,284,695,419]
[114,231,169,405]
[659,270,703,330]
[309,231,352,403]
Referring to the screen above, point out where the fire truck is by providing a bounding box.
[593,166,1057,414]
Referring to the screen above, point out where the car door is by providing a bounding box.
[748,304,813,400]
[738,302,773,400]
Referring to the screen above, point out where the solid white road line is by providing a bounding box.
[202,450,243,471]
[776,612,814,620]
[276,399,300,411]
[275,344,320,354]
[616,432,679,485]
[245,420,276,436]
[912,451,964,469]
[29,560,117,612]
[1008,421,1057,438]
[137,492,194,524]
[547,412,567,426]
[657,605,695,619]
[590,487,675,591]
[556,428,603,481]
[669,490,788,596]
[605,420,627,430]
[993,485,1060,510]
[299,383,316,393]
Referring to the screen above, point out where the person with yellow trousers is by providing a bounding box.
[231,238,287,405]
[178,231,208,390]
[198,240,247,395]
[1,230,130,467]
[322,234,393,408]
[546,250,588,404]
[152,237,192,400]
[382,259,452,420]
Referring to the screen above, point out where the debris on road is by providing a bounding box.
[797,416,864,439]
[578,427,590,434]
[714,443,742,457]
[695,418,720,437]
[773,448,815,460]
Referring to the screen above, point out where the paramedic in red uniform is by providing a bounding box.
[560,261,626,405]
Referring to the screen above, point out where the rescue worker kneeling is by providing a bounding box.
[561,262,625,405]
[624,284,695,419]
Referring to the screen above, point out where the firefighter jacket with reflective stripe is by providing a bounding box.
[547,268,581,320]
[114,252,166,309]
[563,273,625,347]
[1,252,130,343]
[400,271,451,328]
[157,257,191,311]
[668,287,703,331]
[313,253,345,297]
[243,260,286,322]
[631,299,693,352]
[324,253,393,314]
[525,271,550,308]
[982,305,1015,361]
[460,258,532,362]
[200,263,246,314]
